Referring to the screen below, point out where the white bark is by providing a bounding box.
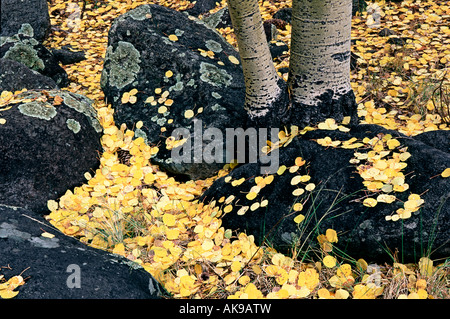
[289,0,352,106]
[227,0,283,118]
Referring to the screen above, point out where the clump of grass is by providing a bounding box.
[431,71,450,125]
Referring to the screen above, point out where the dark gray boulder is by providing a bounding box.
[201,125,450,263]
[0,0,50,42]
[0,205,164,298]
[0,89,102,213]
[0,58,58,91]
[1,30,69,87]
[101,4,247,180]
[51,45,86,65]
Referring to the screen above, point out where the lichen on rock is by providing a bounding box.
[205,39,223,53]
[60,91,102,133]
[66,118,81,134]
[102,41,141,90]
[18,101,57,120]
[199,62,232,87]
[17,23,34,38]
[4,41,44,71]
[122,4,152,21]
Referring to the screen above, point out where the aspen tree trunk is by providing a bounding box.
[227,0,288,126]
[286,0,358,127]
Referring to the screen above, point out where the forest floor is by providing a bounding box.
[3,0,449,299]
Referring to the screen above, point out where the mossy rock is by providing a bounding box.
[101,4,247,180]
[0,32,69,87]
[0,0,50,42]
[201,124,450,263]
[0,90,102,213]
[0,206,164,298]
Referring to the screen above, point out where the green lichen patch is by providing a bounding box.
[102,41,141,90]
[18,23,34,38]
[4,42,44,71]
[60,91,102,133]
[66,118,81,134]
[124,4,152,21]
[18,101,57,120]
[205,40,223,53]
[199,62,232,87]
[174,29,185,37]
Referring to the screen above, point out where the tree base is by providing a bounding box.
[281,89,359,129]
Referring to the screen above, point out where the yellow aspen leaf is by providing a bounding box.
[417,288,428,299]
[0,289,19,299]
[250,202,260,211]
[238,275,250,286]
[193,225,203,234]
[184,109,194,119]
[356,259,369,271]
[260,199,268,207]
[164,99,174,106]
[225,195,235,204]
[231,177,245,186]
[0,118,6,125]
[416,279,427,290]
[53,95,63,105]
[387,89,398,97]
[202,238,214,251]
[292,188,305,196]
[441,168,450,178]
[252,265,262,275]
[363,197,377,207]
[323,255,337,268]
[293,203,303,212]
[299,175,311,182]
[166,228,180,240]
[246,192,258,200]
[277,165,287,175]
[318,288,333,299]
[41,232,55,239]
[231,261,241,272]
[237,206,249,215]
[289,165,299,173]
[326,229,338,243]
[113,243,125,256]
[264,175,274,185]
[295,157,306,166]
[47,200,58,211]
[335,289,350,299]
[168,34,178,41]
[305,183,315,191]
[162,213,176,227]
[376,194,396,203]
[296,286,311,298]
[228,55,240,65]
[223,204,233,213]
[158,106,167,114]
[318,118,338,130]
[165,70,173,78]
[293,214,305,224]
[337,264,352,278]
[290,175,301,185]
[387,139,400,149]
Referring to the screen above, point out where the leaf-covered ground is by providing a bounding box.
[2,0,449,299]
